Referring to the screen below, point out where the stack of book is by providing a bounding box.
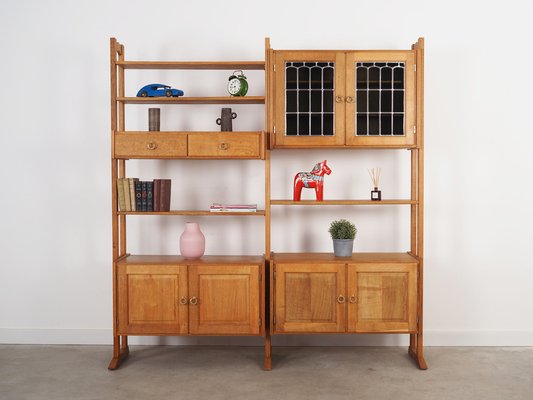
[209,203,257,213]
[117,178,171,212]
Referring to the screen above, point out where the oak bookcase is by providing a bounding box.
[109,37,425,370]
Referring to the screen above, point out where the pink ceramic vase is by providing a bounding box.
[179,222,205,259]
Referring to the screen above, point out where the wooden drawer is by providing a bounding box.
[114,132,187,158]
[188,132,262,158]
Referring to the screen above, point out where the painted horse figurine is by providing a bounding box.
[293,160,332,201]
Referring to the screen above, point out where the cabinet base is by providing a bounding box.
[108,346,130,370]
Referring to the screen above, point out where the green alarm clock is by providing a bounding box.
[227,70,248,97]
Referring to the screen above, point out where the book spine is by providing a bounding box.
[160,179,172,212]
[153,179,161,212]
[141,181,147,212]
[147,181,154,212]
[123,178,131,212]
[129,178,138,212]
[117,179,126,211]
[135,180,142,211]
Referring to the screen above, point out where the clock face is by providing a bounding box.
[228,78,241,95]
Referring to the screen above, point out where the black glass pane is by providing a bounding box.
[311,90,322,112]
[381,114,392,135]
[368,91,379,113]
[298,90,309,112]
[311,67,322,89]
[356,66,367,89]
[381,67,393,89]
[298,67,310,89]
[311,114,322,135]
[368,67,380,89]
[299,115,309,135]
[286,67,297,90]
[293,62,303,67]
[286,114,297,136]
[323,114,334,136]
[393,90,404,113]
[356,90,367,113]
[381,90,392,112]
[393,67,404,89]
[368,114,379,135]
[317,62,328,67]
[393,114,404,135]
[286,90,297,113]
[357,114,367,135]
[376,62,386,67]
[323,67,334,89]
[323,90,334,113]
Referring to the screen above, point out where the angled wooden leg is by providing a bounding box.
[415,332,427,370]
[108,335,130,370]
[264,331,272,371]
[408,333,417,359]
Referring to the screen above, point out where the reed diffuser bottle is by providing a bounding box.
[368,167,382,201]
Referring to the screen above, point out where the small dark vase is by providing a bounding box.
[148,108,160,131]
[371,187,381,201]
[216,108,237,131]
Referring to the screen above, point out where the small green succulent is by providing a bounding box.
[328,219,357,240]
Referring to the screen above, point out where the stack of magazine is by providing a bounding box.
[209,203,257,213]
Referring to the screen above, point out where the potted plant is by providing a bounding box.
[328,219,357,257]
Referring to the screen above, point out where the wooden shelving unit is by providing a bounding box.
[109,37,425,371]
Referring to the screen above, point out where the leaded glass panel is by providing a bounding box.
[285,62,335,136]
[356,62,405,136]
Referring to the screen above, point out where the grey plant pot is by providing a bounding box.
[332,239,354,257]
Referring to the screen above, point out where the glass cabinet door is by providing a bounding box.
[345,51,416,146]
[274,51,345,146]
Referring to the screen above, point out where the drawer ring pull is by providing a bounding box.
[189,296,198,305]
[218,142,229,150]
[346,96,354,103]
[179,297,188,305]
[349,294,357,304]
[146,142,158,150]
[337,294,346,304]
[335,96,344,103]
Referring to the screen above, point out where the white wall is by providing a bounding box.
[1,0,532,346]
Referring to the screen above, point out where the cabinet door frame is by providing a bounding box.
[345,51,416,147]
[273,51,346,147]
[274,263,346,333]
[118,264,188,335]
[347,263,417,333]
[188,264,261,335]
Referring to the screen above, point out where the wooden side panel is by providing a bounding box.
[189,265,261,335]
[347,263,417,332]
[274,263,345,333]
[118,265,188,335]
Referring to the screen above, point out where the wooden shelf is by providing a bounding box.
[270,199,417,205]
[117,254,265,265]
[271,252,418,264]
[117,96,265,104]
[116,61,265,70]
[118,210,265,216]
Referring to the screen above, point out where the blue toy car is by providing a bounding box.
[136,84,184,98]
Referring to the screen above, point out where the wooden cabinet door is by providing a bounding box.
[274,263,346,333]
[347,263,417,333]
[118,264,188,335]
[273,51,346,147]
[188,265,261,335]
[345,51,416,147]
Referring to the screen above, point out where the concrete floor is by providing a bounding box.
[0,345,532,400]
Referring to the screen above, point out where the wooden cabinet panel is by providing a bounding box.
[114,132,187,158]
[188,132,262,158]
[347,263,417,333]
[274,263,345,333]
[118,265,188,334]
[188,265,261,335]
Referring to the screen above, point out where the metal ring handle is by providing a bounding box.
[218,142,229,150]
[346,96,354,103]
[335,96,344,103]
[146,142,158,150]
[337,294,346,304]
[349,294,357,304]
[189,296,198,305]
[179,297,188,305]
